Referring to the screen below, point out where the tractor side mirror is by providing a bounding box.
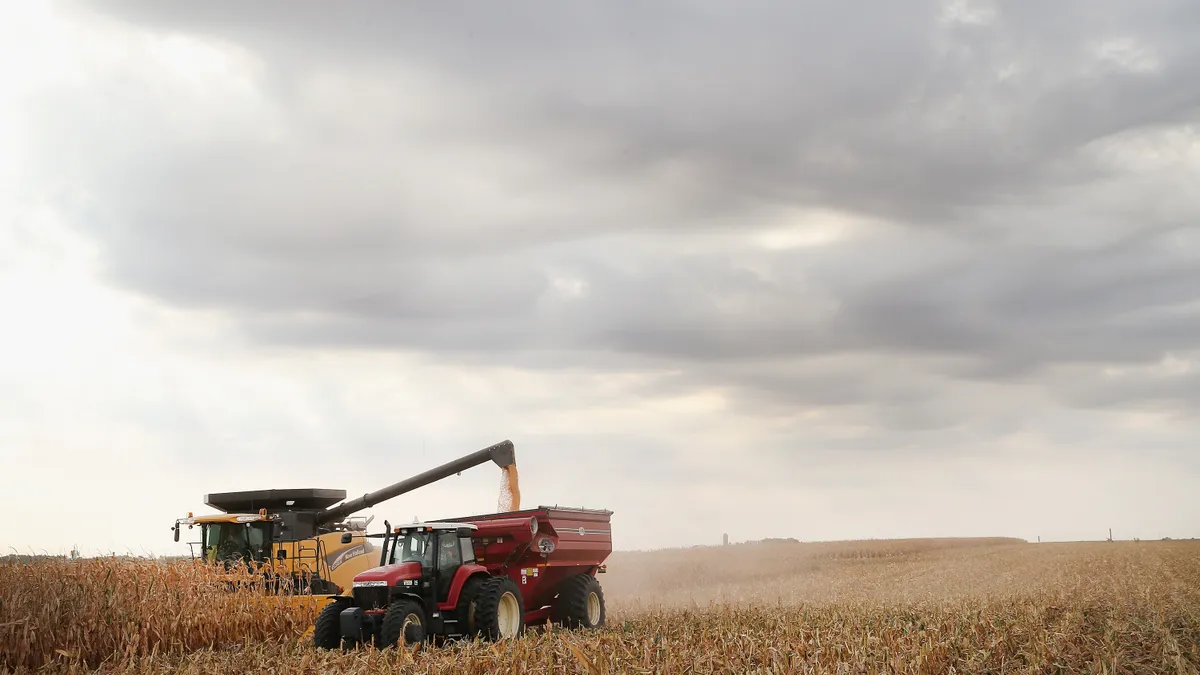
[341,532,353,544]
[173,525,180,542]
[457,527,473,538]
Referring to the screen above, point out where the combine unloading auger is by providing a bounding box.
[316,439,516,527]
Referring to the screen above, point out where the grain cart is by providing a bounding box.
[315,505,612,648]
[170,440,517,612]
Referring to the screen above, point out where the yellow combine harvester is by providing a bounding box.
[171,440,517,612]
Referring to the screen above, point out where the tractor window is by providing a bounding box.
[389,531,434,566]
[459,537,475,565]
[437,533,462,570]
[435,532,463,602]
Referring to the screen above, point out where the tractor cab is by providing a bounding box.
[354,522,478,607]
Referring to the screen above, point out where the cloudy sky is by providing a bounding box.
[3,0,1198,557]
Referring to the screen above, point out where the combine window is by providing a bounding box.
[202,522,273,564]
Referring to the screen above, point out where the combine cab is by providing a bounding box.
[172,489,374,600]
[316,505,612,647]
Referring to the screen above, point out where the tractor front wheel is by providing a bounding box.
[313,598,349,650]
[380,598,427,648]
[472,576,525,640]
[553,573,606,629]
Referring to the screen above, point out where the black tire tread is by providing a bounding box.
[380,598,426,648]
[456,574,488,638]
[472,576,524,641]
[552,573,605,628]
[312,598,348,649]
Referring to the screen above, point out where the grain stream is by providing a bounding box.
[499,461,521,512]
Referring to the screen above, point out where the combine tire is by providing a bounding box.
[380,598,427,647]
[553,574,606,629]
[313,598,349,650]
[471,576,524,640]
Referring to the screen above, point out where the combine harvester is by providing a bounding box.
[171,440,522,612]
[317,504,613,647]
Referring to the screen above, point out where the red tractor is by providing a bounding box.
[314,505,612,647]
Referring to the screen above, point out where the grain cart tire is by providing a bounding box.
[472,576,525,640]
[552,573,606,629]
[313,598,349,650]
[456,575,489,639]
[380,598,427,647]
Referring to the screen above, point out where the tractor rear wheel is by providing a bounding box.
[471,576,525,640]
[313,598,349,650]
[553,573,606,629]
[380,598,427,648]
[456,575,488,639]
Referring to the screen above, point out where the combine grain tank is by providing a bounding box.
[315,505,613,648]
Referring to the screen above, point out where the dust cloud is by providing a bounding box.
[598,537,1060,610]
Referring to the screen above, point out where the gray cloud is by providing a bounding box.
[21,0,1200,428]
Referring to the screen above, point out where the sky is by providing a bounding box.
[2,0,1198,557]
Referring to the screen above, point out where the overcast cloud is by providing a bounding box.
[2,0,1198,556]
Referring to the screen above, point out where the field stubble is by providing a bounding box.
[2,538,1197,674]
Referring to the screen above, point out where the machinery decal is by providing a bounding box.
[565,528,610,536]
[327,542,372,571]
[520,567,540,584]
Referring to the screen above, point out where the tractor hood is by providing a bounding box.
[351,561,422,588]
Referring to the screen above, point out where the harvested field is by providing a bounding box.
[3,538,1198,674]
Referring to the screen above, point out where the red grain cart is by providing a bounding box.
[314,505,612,648]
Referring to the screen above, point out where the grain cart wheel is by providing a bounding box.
[552,573,606,629]
[313,598,350,649]
[472,576,525,640]
[380,598,427,647]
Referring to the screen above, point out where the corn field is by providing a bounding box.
[0,559,324,672]
[3,539,1198,674]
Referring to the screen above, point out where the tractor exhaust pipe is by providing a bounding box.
[316,440,516,525]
